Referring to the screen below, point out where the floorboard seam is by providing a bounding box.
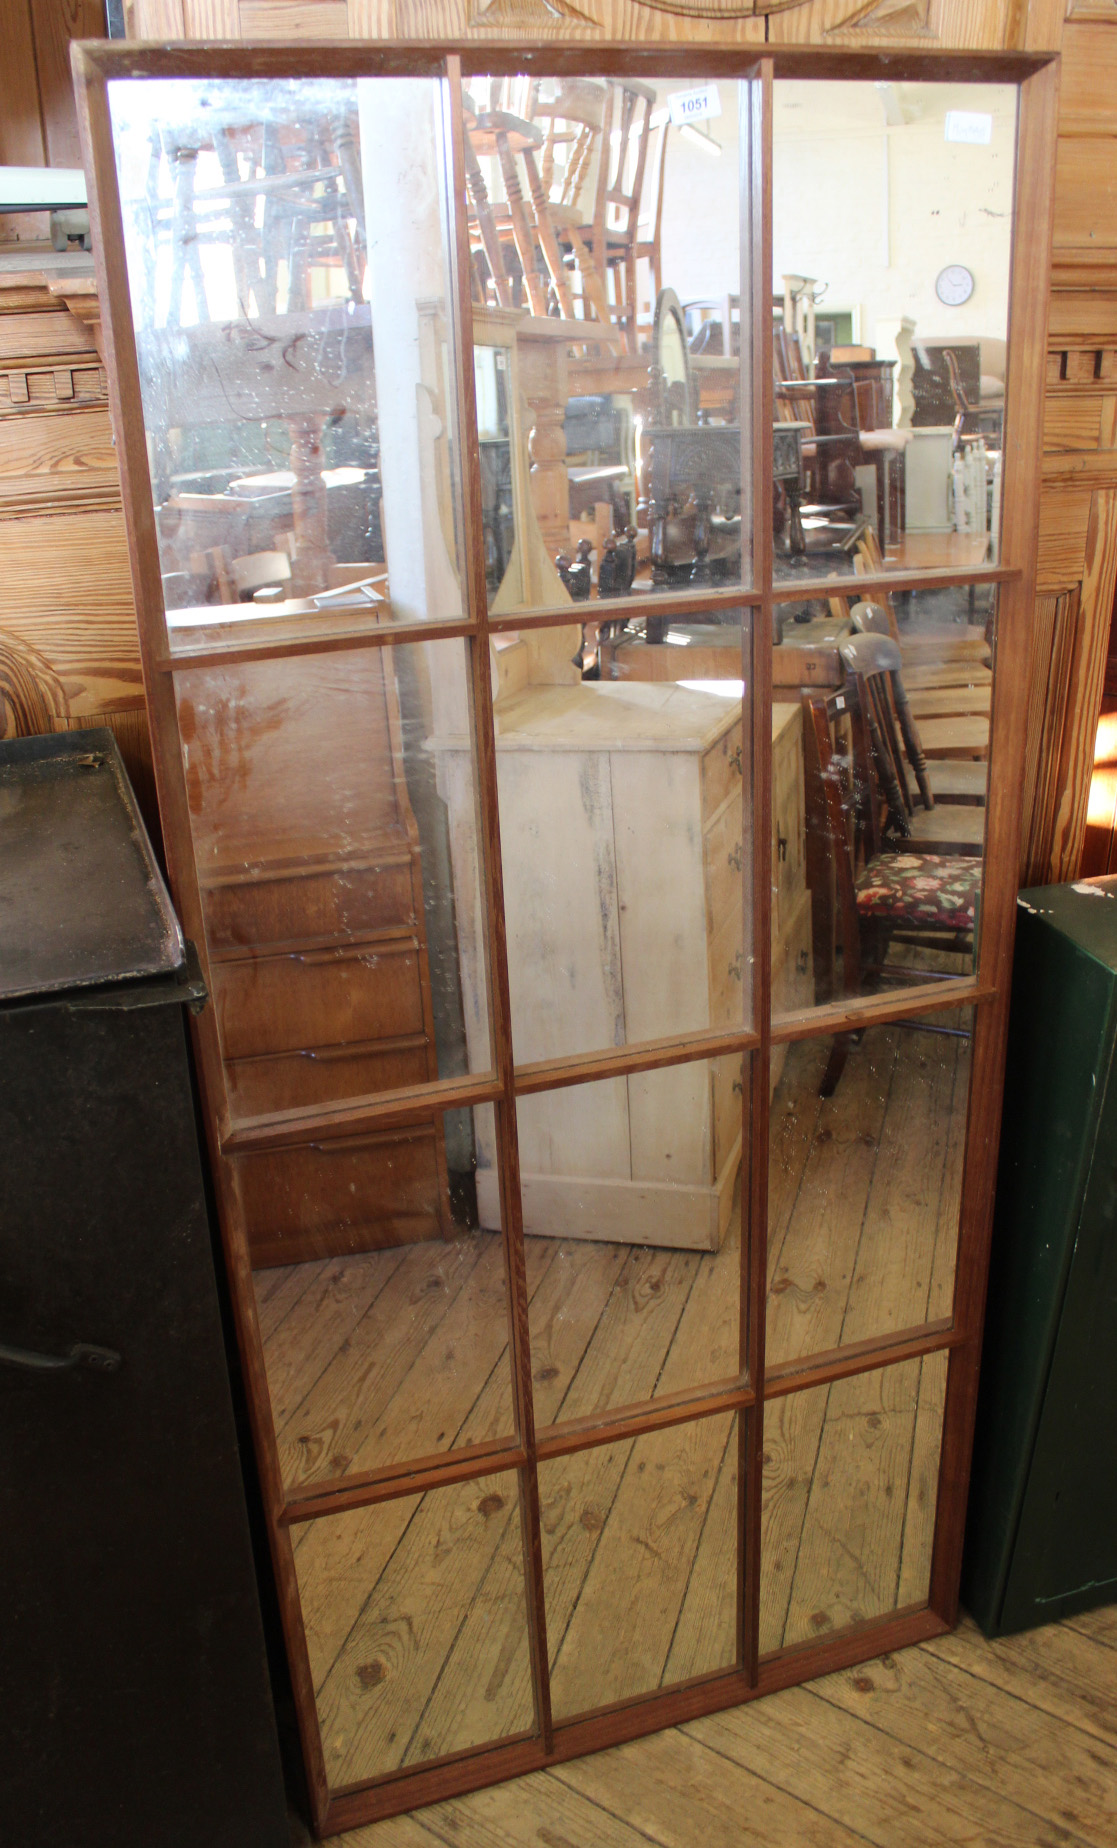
[804,1679,1106,1847]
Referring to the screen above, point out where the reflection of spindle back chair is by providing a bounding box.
[944,345,1004,452]
[840,634,989,856]
[524,77,655,349]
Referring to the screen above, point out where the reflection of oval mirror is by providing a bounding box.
[653,287,693,427]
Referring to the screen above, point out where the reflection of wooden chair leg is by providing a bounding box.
[819,1033,852,1098]
[492,134,549,318]
[464,139,513,309]
[167,143,208,326]
[561,218,623,347]
[521,148,575,318]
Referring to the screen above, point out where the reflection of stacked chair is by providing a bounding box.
[463,77,656,351]
[153,113,365,329]
[838,633,986,855]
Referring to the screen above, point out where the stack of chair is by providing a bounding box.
[463,77,657,353]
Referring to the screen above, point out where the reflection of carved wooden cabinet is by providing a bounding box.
[179,645,449,1265]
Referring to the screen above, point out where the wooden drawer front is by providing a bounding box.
[225,1037,430,1119]
[712,1050,745,1175]
[708,908,746,1029]
[237,1125,445,1267]
[213,937,425,1061]
[704,791,746,943]
[772,708,806,935]
[701,719,744,822]
[204,854,416,953]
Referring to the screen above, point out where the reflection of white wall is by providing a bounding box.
[359,77,461,627]
[656,84,743,312]
[655,80,1015,357]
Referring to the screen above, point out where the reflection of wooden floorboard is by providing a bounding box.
[264,1032,969,1786]
[766,1032,897,1366]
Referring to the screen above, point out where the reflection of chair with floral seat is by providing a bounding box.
[803,678,979,1093]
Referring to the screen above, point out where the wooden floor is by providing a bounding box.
[288,1605,1117,1847]
[258,1025,971,1793]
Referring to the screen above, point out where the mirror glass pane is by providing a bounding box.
[768,1008,970,1371]
[464,74,752,620]
[773,583,992,1021]
[175,636,492,1134]
[761,1351,947,1653]
[541,1412,739,1717]
[107,75,467,638]
[487,630,752,1062]
[293,1468,535,1784]
[477,1060,746,1422]
[250,1104,517,1491]
[772,82,1015,585]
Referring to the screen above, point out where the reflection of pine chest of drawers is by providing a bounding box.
[435,684,810,1252]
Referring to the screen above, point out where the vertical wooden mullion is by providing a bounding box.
[71,49,335,1829]
[929,57,1060,1623]
[739,59,775,1688]
[441,57,553,1750]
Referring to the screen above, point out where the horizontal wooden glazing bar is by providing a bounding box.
[321,1603,950,1834]
[487,588,760,635]
[457,47,1050,85]
[220,1070,502,1155]
[280,1388,758,1534]
[536,1380,754,1462]
[771,564,1019,606]
[512,1026,762,1097]
[281,1439,529,1526]
[76,41,1051,87]
[76,42,455,79]
[764,1318,959,1401]
[756,1602,947,1677]
[771,978,994,1048]
[155,612,478,675]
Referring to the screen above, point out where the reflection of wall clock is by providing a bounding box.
[935,264,975,307]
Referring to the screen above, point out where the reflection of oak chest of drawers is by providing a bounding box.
[178,646,449,1265]
[436,684,809,1252]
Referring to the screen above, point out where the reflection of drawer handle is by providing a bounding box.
[732,1078,743,1096]
[727,843,742,873]
[728,745,743,775]
[796,949,810,976]
[777,832,788,863]
[728,951,743,982]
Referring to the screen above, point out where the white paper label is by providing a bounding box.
[944,111,992,146]
[668,85,722,128]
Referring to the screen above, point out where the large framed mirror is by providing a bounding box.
[75,36,1056,1836]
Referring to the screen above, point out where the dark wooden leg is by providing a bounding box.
[819,1033,852,1098]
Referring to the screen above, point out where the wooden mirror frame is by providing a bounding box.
[73,38,1058,1837]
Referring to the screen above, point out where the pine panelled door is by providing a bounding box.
[74,36,1058,1836]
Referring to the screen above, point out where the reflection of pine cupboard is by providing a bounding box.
[433,685,809,1251]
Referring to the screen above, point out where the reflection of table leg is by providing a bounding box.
[464,140,514,310]
[517,330,570,561]
[785,476,806,555]
[288,414,331,596]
